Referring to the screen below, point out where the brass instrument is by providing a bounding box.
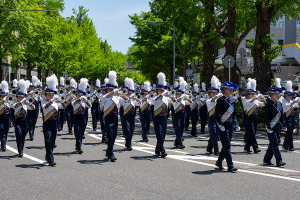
[5,94,16,104]
[59,88,67,96]
[33,88,41,97]
[11,89,18,95]
[87,96,93,102]
[28,98,35,103]
[65,77,72,86]
[232,90,239,100]
[123,88,128,94]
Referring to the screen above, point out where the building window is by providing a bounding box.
[278,40,283,46]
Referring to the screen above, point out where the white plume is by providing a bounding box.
[210,75,219,89]
[108,71,117,86]
[179,77,184,85]
[46,74,58,91]
[32,76,38,87]
[104,78,109,85]
[193,83,199,93]
[78,78,88,92]
[12,79,18,88]
[275,78,281,88]
[286,80,293,92]
[247,81,251,90]
[180,81,187,92]
[202,82,206,91]
[1,81,9,93]
[60,77,65,86]
[18,79,27,94]
[157,72,166,86]
[26,80,31,89]
[186,83,190,91]
[174,81,178,88]
[70,78,77,89]
[144,81,151,92]
[251,79,257,91]
[128,78,134,90]
[124,77,129,87]
[96,79,101,88]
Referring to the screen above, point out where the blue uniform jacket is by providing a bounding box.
[215,96,237,126]
[265,99,285,130]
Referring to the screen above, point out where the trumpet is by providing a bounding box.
[86,96,93,102]
[28,98,35,103]
[33,88,41,97]
[232,90,239,100]
[5,94,16,104]
[123,88,128,94]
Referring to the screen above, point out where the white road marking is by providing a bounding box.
[6,145,49,165]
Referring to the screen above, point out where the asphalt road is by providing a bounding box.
[1,110,300,200]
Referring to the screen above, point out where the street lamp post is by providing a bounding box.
[148,21,175,84]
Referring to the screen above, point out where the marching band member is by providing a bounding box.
[91,79,101,131]
[199,82,208,134]
[190,83,200,137]
[101,71,120,161]
[9,79,18,127]
[119,78,138,151]
[206,76,222,155]
[171,81,190,149]
[65,78,76,135]
[215,81,239,172]
[241,78,252,143]
[57,77,66,131]
[152,72,169,158]
[41,75,60,166]
[275,78,283,144]
[170,81,179,122]
[264,86,286,167]
[0,81,10,151]
[12,79,35,157]
[244,79,264,153]
[26,76,39,141]
[99,79,108,143]
[184,83,191,131]
[282,81,299,151]
[72,78,91,154]
[139,81,152,142]
[119,78,129,134]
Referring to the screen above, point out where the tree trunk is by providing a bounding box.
[202,40,216,86]
[183,56,187,79]
[26,59,32,81]
[37,67,42,80]
[0,58,3,82]
[253,2,274,93]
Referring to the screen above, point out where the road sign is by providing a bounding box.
[63,73,68,78]
[238,48,246,57]
[236,57,248,69]
[223,55,235,68]
[186,69,193,76]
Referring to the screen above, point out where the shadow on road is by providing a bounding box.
[192,169,225,175]
[77,159,108,165]
[26,146,45,150]
[15,164,46,169]
[0,155,19,160]
[130,155,160,161]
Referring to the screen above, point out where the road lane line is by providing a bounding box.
[6,145,48,165]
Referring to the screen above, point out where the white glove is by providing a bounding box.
[266,128,273,133]
[235,126,240,132]
[220,126,225,131]
[282,127,287,132]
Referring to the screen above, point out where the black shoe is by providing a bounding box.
[276,162,286,167]
[93,129,96,131]
[144,139,149,142]
[174,143,178,148]
[185,129,188,131]
[30,137,33,141]
[193,135,198,137]
[214,152,219,156]
[215,163,224,170]
[58,128,62,132]
[18,153,23,157]
[182,138,185,141]
[49,162,56,166]
[77,149,83,154]
[244,149,252,153]
[201,132,205,135]
[69,131,73,135]
[161,153,168,158]
[101,140,107,143]
[289,148,295,151]
[105,141,108,144]
[82,135,85,139]
[54,144,57,148]
[178,145,185,149]
[206,149,213,154]
[110,156,117,162]
[155,152,161,156]
[105,153,109,158]
[228,167,238,172]
[263,161,274,165]
[218,137,220,141]
[127,147,133,151]
[282,146,288,151]
[1,148,6,152]
[254,149,261,153]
